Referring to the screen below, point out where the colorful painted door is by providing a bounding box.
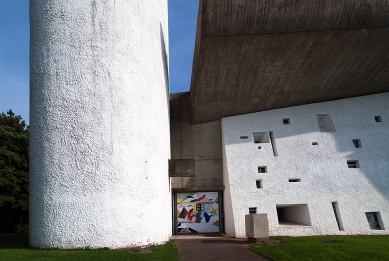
[176,192,220,234]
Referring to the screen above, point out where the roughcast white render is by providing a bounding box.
[222,93,389,237]
[29,0,171,248]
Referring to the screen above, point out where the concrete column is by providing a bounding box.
[30,0,171,248]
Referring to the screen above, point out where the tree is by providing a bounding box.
[0,110,29,233]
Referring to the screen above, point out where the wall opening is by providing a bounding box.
[283,118,290,124]
[317,114,336,132]
[374,116,382,122]
[256,180,262,188]
[365,212,384,230]
[288,178,301,182]
[352,139,362,148]
[258,146,262,149]
[249,207,257,214]
[331,202,344,231]
[276,204,311,226]
[312,142,318,145]
[269,131,279,156]
[258,166,267,173]
[175,191,221,234]
[253,132,270,143]
[347,160,360,168]
[240,136,248,139]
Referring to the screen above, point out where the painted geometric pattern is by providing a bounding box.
[177,192,219,233]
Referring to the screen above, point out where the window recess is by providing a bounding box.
[317,114,336,132]
[365,212,383,230]
[249,207,257,214]
[374,116,382,122]
[269,131,279,156]
[276,204,311,226]
[347,160,360,168]
[332,202,344,231]
[352,139,362,148]
[253,132,270,143]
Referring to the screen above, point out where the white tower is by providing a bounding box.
[29,0,171,248]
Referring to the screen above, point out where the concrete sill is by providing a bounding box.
[278,221,311,227]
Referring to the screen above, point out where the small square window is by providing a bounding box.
[365,212,383,230]
[256,180,262,188]
[312,142,318,145]
[283,118,290,124]
[249,207,257,214]
[374,116,382,122]
[347,160,360,168]
[258,166,267,173]
[240,136,248,139]
[258,146,262,149]
[352,139,362,148]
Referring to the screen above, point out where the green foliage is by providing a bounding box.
[249,235,389,261]
[0,110,29,233]
[0,238,179,261]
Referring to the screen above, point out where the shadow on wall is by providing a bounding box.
[223,94,389,201]
[160,24,170,107]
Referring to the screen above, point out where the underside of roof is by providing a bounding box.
[190,0,389,124]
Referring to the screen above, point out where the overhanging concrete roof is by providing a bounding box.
[190,0,389,124]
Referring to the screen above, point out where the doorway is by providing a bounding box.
[173,191,222,234]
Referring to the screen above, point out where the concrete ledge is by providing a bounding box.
[172,187,224,192]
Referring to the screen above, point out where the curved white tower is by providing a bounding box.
[30,0,171,248]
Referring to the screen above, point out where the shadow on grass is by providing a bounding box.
[0,237,29,249]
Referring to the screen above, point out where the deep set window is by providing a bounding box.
[276,204,312,226]
[249,207,257,214]
[317,114,336,132]
[365,212,383,230]
[347,160,360,168]
[253,132,270,143]
[374,116,382,122]
[352,139,362,148]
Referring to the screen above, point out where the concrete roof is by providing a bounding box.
[190,0,389,124]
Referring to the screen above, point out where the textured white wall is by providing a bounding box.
[30,0,171,248]
[222,93,389,237]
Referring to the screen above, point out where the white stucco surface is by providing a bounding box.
[30,0,171,248]
[222,93,389,237]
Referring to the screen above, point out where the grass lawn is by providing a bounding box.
[248,235,389,261]
[0,237,178,261]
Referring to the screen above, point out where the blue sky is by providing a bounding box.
[0,0,199,124]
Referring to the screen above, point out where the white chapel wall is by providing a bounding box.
[222,93,389,237]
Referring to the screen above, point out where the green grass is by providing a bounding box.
[0,238,178,261]
[248,235,389,261]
